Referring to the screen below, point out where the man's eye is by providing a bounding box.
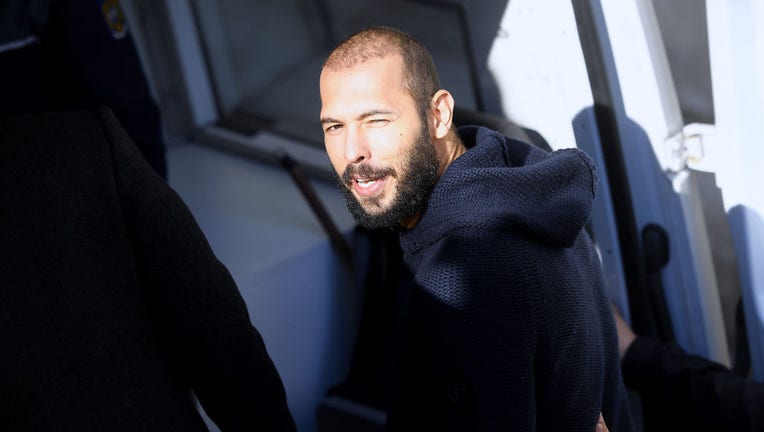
[368,118,389,125]
[325,124,342,132]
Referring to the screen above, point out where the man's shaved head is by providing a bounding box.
[323,26,441,115]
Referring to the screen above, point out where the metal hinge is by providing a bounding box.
[664,123,716,173]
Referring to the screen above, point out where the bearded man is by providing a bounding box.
[319,26,632,431]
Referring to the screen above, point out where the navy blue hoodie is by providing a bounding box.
[390,126,633,431]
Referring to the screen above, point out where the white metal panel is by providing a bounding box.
[600,0,729,365]
[488,0,592,152]
[601,0,683,169]
[706,0,764,381]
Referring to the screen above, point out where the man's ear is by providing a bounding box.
[430,90,455,139]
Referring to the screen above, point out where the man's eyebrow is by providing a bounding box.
[320,116,341,125]
[320,109,398,125]
[357,109,397,120]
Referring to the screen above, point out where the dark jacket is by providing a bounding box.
[390,126,633,431]
[0,109,295,431]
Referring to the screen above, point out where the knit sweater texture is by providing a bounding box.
[391,126,634,431]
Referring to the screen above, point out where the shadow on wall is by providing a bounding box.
[573,106,742,360]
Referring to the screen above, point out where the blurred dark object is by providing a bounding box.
[0,0,167,178]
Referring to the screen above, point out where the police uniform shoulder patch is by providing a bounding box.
[99,0,129,40]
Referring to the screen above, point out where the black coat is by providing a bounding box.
[0,108,295,431]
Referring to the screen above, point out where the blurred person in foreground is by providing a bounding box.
[0,108,295,431]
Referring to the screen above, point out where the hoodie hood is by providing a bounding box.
[400,125,598,255]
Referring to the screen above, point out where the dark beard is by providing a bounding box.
[338,126,439,230]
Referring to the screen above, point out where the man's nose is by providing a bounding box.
[344,128,370,164]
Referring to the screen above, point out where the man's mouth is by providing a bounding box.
[356,176,377,188]
[343,164,396,198]
[353,175,386,196]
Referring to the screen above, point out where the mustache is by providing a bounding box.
[341,163,396,185]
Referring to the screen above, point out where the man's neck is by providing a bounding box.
[436,130,467,177]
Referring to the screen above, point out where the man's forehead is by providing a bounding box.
[319,54,413,117]
[324,60,407,103]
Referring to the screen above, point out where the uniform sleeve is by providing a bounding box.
[623,336,764,431]
[96,108,296,431]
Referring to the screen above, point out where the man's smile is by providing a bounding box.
[352,175,387,197]
[343,164,396,199]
